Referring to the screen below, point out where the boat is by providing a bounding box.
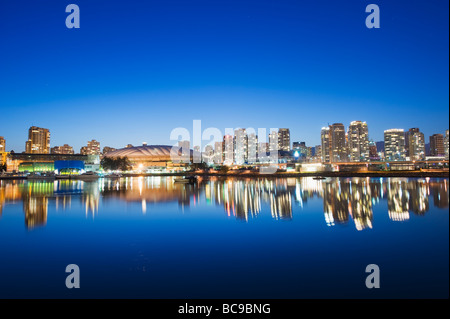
[107,173,122,179]
[27,173,55,180]
[74,172,99,180]
[174,176,197,184]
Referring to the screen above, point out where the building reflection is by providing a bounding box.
[0,177,448,230]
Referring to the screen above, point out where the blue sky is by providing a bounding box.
[0,0,448,152]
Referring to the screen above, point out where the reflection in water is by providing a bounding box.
[0,177,448,230]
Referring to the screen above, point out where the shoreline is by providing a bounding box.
[1,170,448,180]
[127,171,450,178]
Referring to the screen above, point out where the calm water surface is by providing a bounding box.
[0,176,448,298]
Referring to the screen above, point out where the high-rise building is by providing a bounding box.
[269,131,278,153]
[445,130,449,160]
[321,127,331,163]
[80,140,101,155]
[347,121,369,162]
[203,145,214,164]
[330,123,347,162]
[214,141,223,164]
[278,128,290,151]
[25,126,50,154]
[223,135,234,165]
[406,128,425,160]
[247,133,258,164]
[369,141,378,160]
[429,134,445,156]
[234,128,248,165]
[0,136,5,153]
[51,144,74,155]
[315,145,322,162]
[384,129,406,161]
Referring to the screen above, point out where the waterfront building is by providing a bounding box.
[247,133,258,164]
[203,145,214,165]
[278,128,291,151]
[234,128,248,165]
[347,121,369,162]
[406,128,425,161]
[321,127,330,163]
[223,135,234,165]
[430,134,445,156]
[51,144,74,155]
[445,130,449,160]
[25,126,50,154]
[384,129,406,161]
[269,131,278,153]
[80,140,101,155]
[104,145,188,171]
[330,123,347,162]
[6,153,91,173]
[0,136,5,153]
[214,141,223,164]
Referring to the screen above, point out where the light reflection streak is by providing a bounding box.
[0,177,448,230]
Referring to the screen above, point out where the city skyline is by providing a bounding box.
[1,123,448,161]
[1,0,448,152]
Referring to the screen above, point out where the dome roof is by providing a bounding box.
[105,145,182,159]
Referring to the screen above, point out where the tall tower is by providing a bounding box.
[406,128,425,160]
[278,128,290,151]
[384,129,406,161]
[234,128,248,165]
[25,126,50,154]
[444,130,449,160]
[429,134,445,156]
[0,136,5,153]
[347,121,369,162]
[330,123,347,162]
[321,127,331,163]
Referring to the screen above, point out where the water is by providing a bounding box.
[0,176,448,299]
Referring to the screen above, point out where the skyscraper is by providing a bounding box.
[320,127,330,163]
[384,129,406,161]
[429,134,445,156]
[445,130,449,160]
[51,144,74,155]
[80,140,101,155]
[278,128,290,151]
[25,126,50,154]
[0,136,5,153]
[234,128,248,165]
[330,123,347,162]
[269,131,278,153]
[406,128,425,161]
[347,121,369,162]
[223,135,234,165]
[214,141,223,164]
[247,133,258,164]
